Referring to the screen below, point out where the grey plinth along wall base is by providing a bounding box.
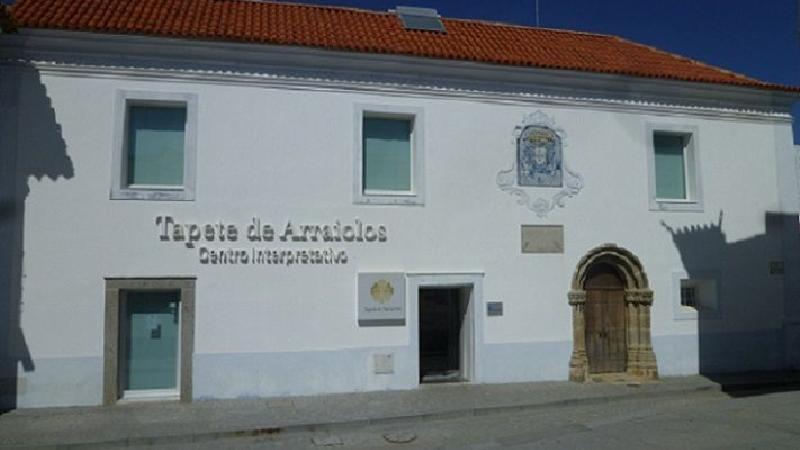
[103,277,196,405]
[568,244,658,382]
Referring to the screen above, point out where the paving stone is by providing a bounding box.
[383,431,417,443]
[311,435,343,446]
[0,374,790,447]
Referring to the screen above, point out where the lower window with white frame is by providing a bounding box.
[680,285,698,309]
[672,271,719,320]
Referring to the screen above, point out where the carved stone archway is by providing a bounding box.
[568,243,658,382]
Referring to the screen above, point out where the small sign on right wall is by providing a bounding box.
[487,301,504,317]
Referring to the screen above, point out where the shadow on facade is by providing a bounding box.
[662,211,800,394]
[0,63,74,412]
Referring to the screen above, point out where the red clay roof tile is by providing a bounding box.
[8,0,799,93]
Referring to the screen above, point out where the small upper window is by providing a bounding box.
[354,105,424,205]
[647,126,703,212]
[111,91,198,201]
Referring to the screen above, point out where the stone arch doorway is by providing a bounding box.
[568,244,658,382]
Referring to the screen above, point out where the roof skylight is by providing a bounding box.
[395,6,446,33]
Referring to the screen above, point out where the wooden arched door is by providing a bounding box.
[584,263,627,373]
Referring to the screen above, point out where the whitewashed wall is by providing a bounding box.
[3,59,797,407]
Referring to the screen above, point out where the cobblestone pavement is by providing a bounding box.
[142,388,800,449]
[1,376,722,447]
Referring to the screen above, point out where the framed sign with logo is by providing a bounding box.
[358,273,406,326]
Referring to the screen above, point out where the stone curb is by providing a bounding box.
[2,381,722,449]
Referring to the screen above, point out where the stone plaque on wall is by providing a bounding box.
[358,273,405,326]
[521,225,564,254]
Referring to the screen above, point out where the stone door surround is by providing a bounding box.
[568,244,658,382]
[103,277,196,405]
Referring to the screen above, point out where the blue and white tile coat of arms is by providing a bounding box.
[517,125,563,187]
[497,111,584,217]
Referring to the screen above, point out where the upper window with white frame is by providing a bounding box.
[111,91,198,201]
[647,125,703,212]
[354,105,424,205]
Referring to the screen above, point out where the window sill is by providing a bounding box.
[355,192,424,206]
[119,389,180,403]
[674,307,722,321]
[650,198,703,212]
[673,307,699,321]
[111,188,195,201]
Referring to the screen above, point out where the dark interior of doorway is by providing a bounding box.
[419,287,463,383]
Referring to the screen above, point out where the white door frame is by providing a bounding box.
[407,273,485,385]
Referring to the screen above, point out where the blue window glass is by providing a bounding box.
[126,106,186,186]
[654,134,687,200]
[124,291,180,391]
[363,117,412,192]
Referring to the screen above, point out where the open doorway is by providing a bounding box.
[419,287,470,383]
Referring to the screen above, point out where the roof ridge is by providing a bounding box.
[220,0,395,17]
[225,0,778,84]
[216,0,623,40]
[442,16,619,39]
[610,35,756,82]
[242,0,622,40]
[8,0,799,93]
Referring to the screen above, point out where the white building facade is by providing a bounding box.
[1,1,799,409]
